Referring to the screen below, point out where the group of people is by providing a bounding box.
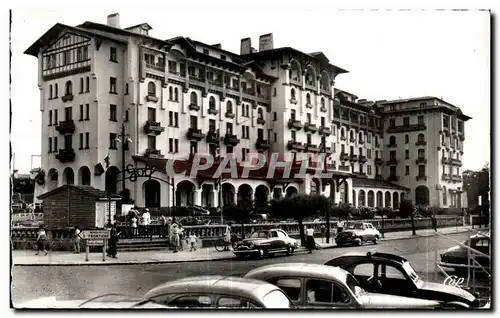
[127,207,151,236]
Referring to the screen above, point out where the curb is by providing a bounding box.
[12,229,471,267]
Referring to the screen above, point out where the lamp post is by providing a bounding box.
[216,128,224,224]
[321,135,331,244]
[116,122,132,198]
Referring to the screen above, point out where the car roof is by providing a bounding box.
[326,252,409,265]
[245,263,348,283]
[143,276,279,301]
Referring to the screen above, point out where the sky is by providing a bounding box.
[9,5,491,174]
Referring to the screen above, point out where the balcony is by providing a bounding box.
[306,103,313,109]
[452,175,463,182]
[146,95,159,103]
[386,123,426,133]
[306,143,320,153]
[375,174,383,180]
[358,139,365,145]
[340,152,349,161]
[287,141,305,151]
[304,123,318,133]
[187,128,205,141]
[206,131,219,144]
[320,106,327,112]
[319,126,332,136]
[145,148,164,159]
[225,84,240,92]
[415,158,427,164]
[288,119,303,130]
[375,142,381,148]
[349,154,358,162]
[449,158,463,166]
[55,120,75,135]
[257,118,266,125]
[387,158,398,165]
[340,136,347,141]
[441,157,449,164]
[242,87,255,96]
[146,63,165,73]
[322,145,333,154]
[144,121,165,135]
[416,175,427,181]
[208,108,218,115]
[188,74,205,84]
[441,173,450,181]
[338,165,350,172]
[387,175,399,182]
[359,155,367,163]
[224,134,240,146]
[387,143,397,148]
[349,138,356,143]
[207,79,223,88]
[55,148,75,163]
[375,158,384,165]
[289,98,298,105]
[189,104,201,111]
[415,140,427,146]
[61,94,74,102]
[225,112,235,119]
[458,133,465,141]
[255,139,271,150]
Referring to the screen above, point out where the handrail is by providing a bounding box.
[435,232,490,259]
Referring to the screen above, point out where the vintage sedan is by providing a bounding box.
[233,228,298,258]
[335,222,381,246]
[139,275,294,309]
[440,233,490,276]
[244,263,443,309]
[325,252,479,308]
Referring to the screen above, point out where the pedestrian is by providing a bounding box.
[107,223,118,258]
[73,226,81,254]
[35,225,48,255]
[306,225,315,253]
[142,208,151,236]
[337,220,344,236]
[171,223,180,253]
[160,214,167,238]
[431,214,437,232]
[224,222,232,251]
[187,233,198,251]
[320,224,326,243]
[131,212,138,237]
[178,225,185,251]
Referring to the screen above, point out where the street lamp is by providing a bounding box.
[321,134,331,244]
[115,122,133,198]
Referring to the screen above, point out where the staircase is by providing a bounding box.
[117,238,169,252]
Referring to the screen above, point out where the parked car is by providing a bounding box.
[440,233,490,276]
[335,222,381,246]
[233,228,298,258]
[140,275,295,309]
[325,252,479,308]
[244,263,443,309]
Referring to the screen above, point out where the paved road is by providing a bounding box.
[11,232,490,306]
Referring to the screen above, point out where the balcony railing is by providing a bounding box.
[55,120,75,135]
[290,98,298,105]
[319,126,332,135]
[207,79,223,88]
[387,175,399,182]
[386,123,427,133]
[306,143,320,153]
[144,121,165,135]
[349,138,356,143]
[287,141,305,151]
[387,158,398,165]
[416,175,427,181]
[340,152,349,161]
[306,103,313,109]
[189,104,201,111]
[188,74,205,83]
[349,154,358,162]
[224,134,240,146]
[304,123,318,133]
[415,158,427,164]
[55,148,75,163]
[449,158,463,166]
[375,158,384,165]
[242,87,255,96]
[255,139,271,150]
[257,118,266,125]
[61,94,74,102]
[375,142,381,148]
[225,112,235,119]
[387,143,397,148]
[340,136,347,141]
[458,133,465,141]
[145,148,164,159]
[208,107,218,115]
[415,140,427,146]
[206,131,219,144]
[359,155,367,163]
[451,175,463,182]
[441,157,449,164]
[146,63,165,72]
[187,128,205,141]
[375,174,383,180]
[358,139,365,145]
[146,95,159,102]
[320,106,327,113]
[288,119,303,130]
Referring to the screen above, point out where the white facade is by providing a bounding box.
[28,14,470,210]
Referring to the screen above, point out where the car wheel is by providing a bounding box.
[287,246,294,255]
[258,249,264,258]
[355,238,362,246]
[373,235,379,244]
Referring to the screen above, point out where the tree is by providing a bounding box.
[399,199,416,235]
[224,198,253,239]
[463,163,490,214]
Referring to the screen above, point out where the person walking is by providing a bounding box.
[142,208,151,236]
[35,225,48,255]
[73,226,81,254]
[187,232,198,252]
[306,225,315,254]
[336,220,344,236]
[160,214,167,238]
[320,224,326,243]
[431,214,437,232]
[223,222,232,251]
[107,223,119,258]
[171,223,180,253]
[178,225,185,251]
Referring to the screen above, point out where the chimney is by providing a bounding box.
[212,44,221,49]
[259,33,274,51]
[240,37,251,55]
[107,13,120,28]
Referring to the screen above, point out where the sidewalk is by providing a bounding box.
[12,225,474,266]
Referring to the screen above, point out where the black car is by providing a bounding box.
[325,252,479,308]
[440,233,490,276]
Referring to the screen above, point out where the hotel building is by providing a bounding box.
[26,13,470,211]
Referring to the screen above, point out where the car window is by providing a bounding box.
[277,230,287,238]
[305,279,350,304]
[251,231,268,238]
[476,239,489,247]
[383,265,406,280]
[270,231,278,238]
[352,263,375,277]
[269,278,301,301]
[217,297,259,308]
[168,295,212,308]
